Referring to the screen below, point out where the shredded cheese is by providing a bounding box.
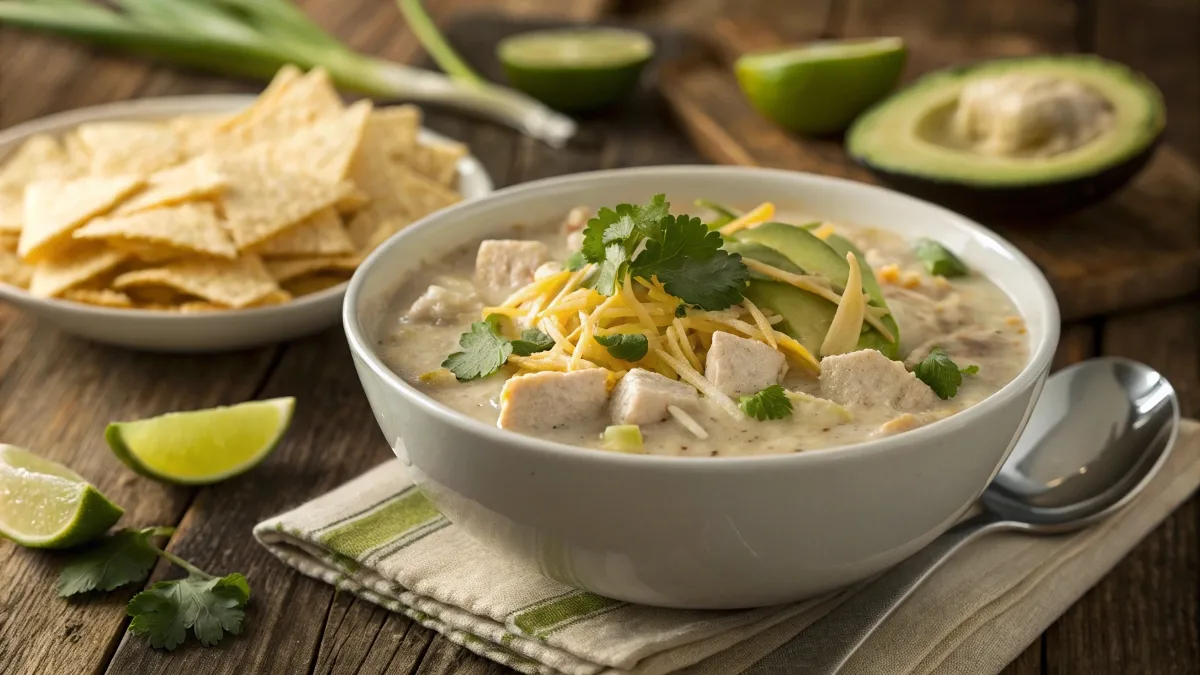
[718,202,775,236]
[671,317,704,372]
[741,298,776,348]
[743,258,894,343]
[821,252,866,356]
[667,405,709,439]
[499,270,571,308]
[622,275,663,352]
[571,310,593,371]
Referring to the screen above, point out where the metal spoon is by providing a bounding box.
[745,357,1179,675]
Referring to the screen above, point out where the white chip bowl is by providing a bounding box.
[345,166,1061,609]
[0,95,492,352]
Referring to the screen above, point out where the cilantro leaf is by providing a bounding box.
[581,195,670,295]
[631,214,749,310]
[674,303,688,318]
[914,239,969,278]
[57,528,165,597]
[127,573,251,650]
[913,348,978,399]
[594,333,649,361]
[739,385,794,421]
[511,328,554,356]
[442,320,513,382]
[565,251,587,272]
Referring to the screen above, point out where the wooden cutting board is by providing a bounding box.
[658,19,1200,321]
[435,15,1199,322]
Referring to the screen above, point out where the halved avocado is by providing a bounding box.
[846,55,1165,220]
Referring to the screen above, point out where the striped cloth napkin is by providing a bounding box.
[254,420,1200,675]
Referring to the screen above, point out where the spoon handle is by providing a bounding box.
[743,514,1008,675]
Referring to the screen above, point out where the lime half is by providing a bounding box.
[0,445,123,549]
[735,37,906,135]
[498,28,655,112]
[106,398,295,485]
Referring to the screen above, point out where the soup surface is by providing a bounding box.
[381,199,1028,457]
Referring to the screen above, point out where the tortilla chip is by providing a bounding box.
[0,134,77,190]
[0,191,22,234]
[0,231,18,252]
[62,287,134,308]
[335,187,370,215]
[115,154,226,215]
[265,255,358,283]
[175,300,223,313]
[247,289,293,307]
[346,210,412,255]
[75,202,237,260]
[281,272,349,297]
[252,208,354,257]
[125,285,187,306]
[76,122,182,176]
[218,154,353,250]
[223,67,344,145]
[368,106,422,156]
[406,139,466,188]
[62,132,93,175]
[257,100,371,184]
[0,247,33,288]
[113,254,280,308]
[28,241,128,297]
[18,174,145,262]
[169,114,229,158]
[107,240,186,263]
[217,65,303,133]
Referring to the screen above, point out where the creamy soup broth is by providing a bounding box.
[380,208,1028,457]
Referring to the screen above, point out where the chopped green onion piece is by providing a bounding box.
[914,238,969,278]
[602,425,643,453]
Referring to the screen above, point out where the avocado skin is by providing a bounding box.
[856,137,1159,221]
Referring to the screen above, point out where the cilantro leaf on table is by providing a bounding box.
[631,214,749,310]
[511,328,555,356]
[738,385,794,421]
[57,528,167,596]
[594,333,649,361]
[442,320,513,382]
[913,348,979,399]
[127,573,251,649]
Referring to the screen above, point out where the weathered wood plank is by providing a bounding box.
[1044,302,1200,674]
[0,311,275,675]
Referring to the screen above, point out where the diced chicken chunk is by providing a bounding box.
[498,369,610,431]
[562,206,590,232]
[474,240,549,291]
[705,331,786,397]
[884,287,975,356]
[404,283,480,323]
[609,368,700,425]
[820,349,937,412]
[534,261,564,280]
[904,328,1020,368]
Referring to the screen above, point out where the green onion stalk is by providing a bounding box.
[0,0,577,147]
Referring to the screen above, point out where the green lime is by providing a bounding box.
[0,445,124,549]
[735,37,906,135]
[498,28,655,112]
[105,398,295,485]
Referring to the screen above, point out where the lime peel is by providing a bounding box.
[0,445,124,549]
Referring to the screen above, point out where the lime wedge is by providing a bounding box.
[0,445,124,549]
[105,398,295,485]
[735,37,906,135]
[498,28,655,112]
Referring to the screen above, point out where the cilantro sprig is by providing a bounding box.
[442,317,553,381]
[738,385,794,421]
[594,333,649,361]
[579,195,749,309]
[57,526,251,650]
[913,348,979,399]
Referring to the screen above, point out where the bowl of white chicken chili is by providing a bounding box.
[344,166,1060,609]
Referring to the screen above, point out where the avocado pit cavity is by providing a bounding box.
[950,74,1115,158]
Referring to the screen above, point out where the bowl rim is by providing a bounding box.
[0,93,492,322]
[344,164,1061,470]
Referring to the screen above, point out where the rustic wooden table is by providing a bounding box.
[1,1,1196,674]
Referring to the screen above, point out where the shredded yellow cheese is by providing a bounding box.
[654,348,742,419]
[741,298,776,349]
[811,223,836,240]
[821,252,866,356]
[499,269,571,309]
[718,202,775,236]
[672,317,704,372]
[742,258,894,343]
[571,310,593,371]
[667,405,708,439]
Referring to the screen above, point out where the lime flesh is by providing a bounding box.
[105,398,295,485]
[498,28,655,112]
[736,37,906,135]
[0,445,124,549]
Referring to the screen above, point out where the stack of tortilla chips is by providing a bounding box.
[0,65,465,311]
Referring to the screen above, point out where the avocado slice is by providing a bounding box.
[724,239,805,280]
[745,281,898,359]
[735,223,849,290]
[846,55,1165,220]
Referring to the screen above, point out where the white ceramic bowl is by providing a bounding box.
[344,166,1061,609]
[0,95,493,352]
